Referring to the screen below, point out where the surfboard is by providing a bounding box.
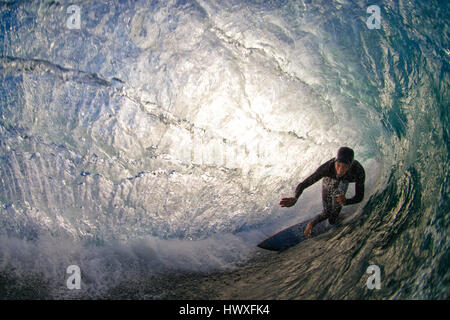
[257,219,331,252]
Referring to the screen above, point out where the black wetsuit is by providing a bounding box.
[295,158,365,227]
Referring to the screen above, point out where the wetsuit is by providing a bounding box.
[295,158,365,227]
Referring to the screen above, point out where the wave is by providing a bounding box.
[0,0,448,299]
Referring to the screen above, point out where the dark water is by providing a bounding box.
[0,0,448,299]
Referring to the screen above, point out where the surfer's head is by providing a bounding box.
[335,147,354,177]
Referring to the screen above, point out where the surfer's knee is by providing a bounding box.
[328,214,340,225]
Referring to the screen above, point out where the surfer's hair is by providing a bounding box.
[336,147,354,165]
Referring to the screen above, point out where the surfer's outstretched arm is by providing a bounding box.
[280,159,331,207]
[294,160,331,199]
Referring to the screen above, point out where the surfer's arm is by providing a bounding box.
[295,160,331,199]
[344,170,365,205]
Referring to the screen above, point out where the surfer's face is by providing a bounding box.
[335,161,350,177]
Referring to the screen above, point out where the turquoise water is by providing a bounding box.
[0,0,448,299]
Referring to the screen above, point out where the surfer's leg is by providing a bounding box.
[306,178,347,237]
[310,210,328,227]
[327,179,349,225]
[309,177,334,228]
[312,177,348,226]
[328,208,342,225]
[305,180,331,238]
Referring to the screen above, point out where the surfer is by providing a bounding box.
[279,147,365,238]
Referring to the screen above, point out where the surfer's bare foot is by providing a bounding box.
[304,223,313,238]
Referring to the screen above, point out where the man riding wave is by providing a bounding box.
[280,147,365,238]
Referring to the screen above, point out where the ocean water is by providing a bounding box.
[0,0,448,299]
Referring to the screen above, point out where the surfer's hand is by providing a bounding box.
[280,197,297,207]
[337,194,346,206]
